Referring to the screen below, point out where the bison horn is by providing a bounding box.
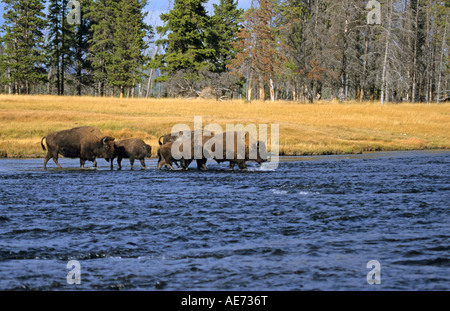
[101,136,115,144]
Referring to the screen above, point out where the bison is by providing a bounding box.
[157,141,177,170]
[209,131,268,170]
[158,130,212,170]
[113,138,152,169]
[41,126,115,169]
[157,135,210,170]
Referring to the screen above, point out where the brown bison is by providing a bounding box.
[157,135,210,170]
[41,126,115,169]
[209,131,268,170]
[157,141,177,170]
[113,138,152,169]
[157,130,212,170]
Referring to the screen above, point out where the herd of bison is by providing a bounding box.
[40,126,268,171]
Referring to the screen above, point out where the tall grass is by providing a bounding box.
[0,94,449,157]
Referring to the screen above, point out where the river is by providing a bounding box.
[0,150,448,290]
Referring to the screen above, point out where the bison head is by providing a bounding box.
[101,136,116,160]
[143,143,152,157]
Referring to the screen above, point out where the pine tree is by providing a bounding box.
[46,0,76,95]
[73,0,94,96]
[0,0,47,94]
[85,0,117,96]
[156,0,214,82]
[209,0,243,73]
[108,0,151,98]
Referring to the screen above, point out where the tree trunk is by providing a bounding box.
[411,0,420,102]
[56,48,60,95]
[269,78,275,102]
[146,69,153,98]
[61,10,65,95]
[381,0,392,105]
[259,78,265,101]
[437,14,448,104]
[360,25,370,102]
[247,69,253,102]
[98,81,103,97]
[47,67,52,94]
[8,68,12,95]
[292,82,296,101]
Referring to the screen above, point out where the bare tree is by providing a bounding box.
[437,13,448,104]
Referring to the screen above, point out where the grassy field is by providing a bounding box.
[0,94,449,158]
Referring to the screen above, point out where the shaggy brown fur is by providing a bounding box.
[41,126,115,169]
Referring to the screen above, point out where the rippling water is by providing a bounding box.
[0,150,449,290]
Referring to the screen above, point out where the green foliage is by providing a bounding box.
[46,0,76,95]
[209,0,243,73]
[0,0,447,100]
[85,0,117,93]
[107,0,151,95]
[155,0,215,81]
[85,0,151,95]
[72,0,95,96]
[0,0,47,93]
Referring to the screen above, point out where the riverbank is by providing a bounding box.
[0,95,449,158]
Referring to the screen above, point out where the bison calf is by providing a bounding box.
[157,141,177,170]
[113,138,152,169]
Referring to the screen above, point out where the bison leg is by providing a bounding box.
[166,163,175,170]
[196,159,207,170]
[80,159,86,168]
[165,158,175,170]
[117,157,123,170]
[130,157,135,169]
[229,161,235,171]
[52,156,62,169]
[158,161,174,170]
[44,152,61,169]
[43,153,52,169]
[180,159,191,170]
[139,159,146,168]
[157,157,165,170]
[237,161,247,171]
[43,155,50,169]
[92,159,97,168]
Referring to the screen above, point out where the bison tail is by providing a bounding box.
[41,136,47,151]
[158,135,164,145]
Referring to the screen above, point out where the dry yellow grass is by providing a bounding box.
[0,94,449,157]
